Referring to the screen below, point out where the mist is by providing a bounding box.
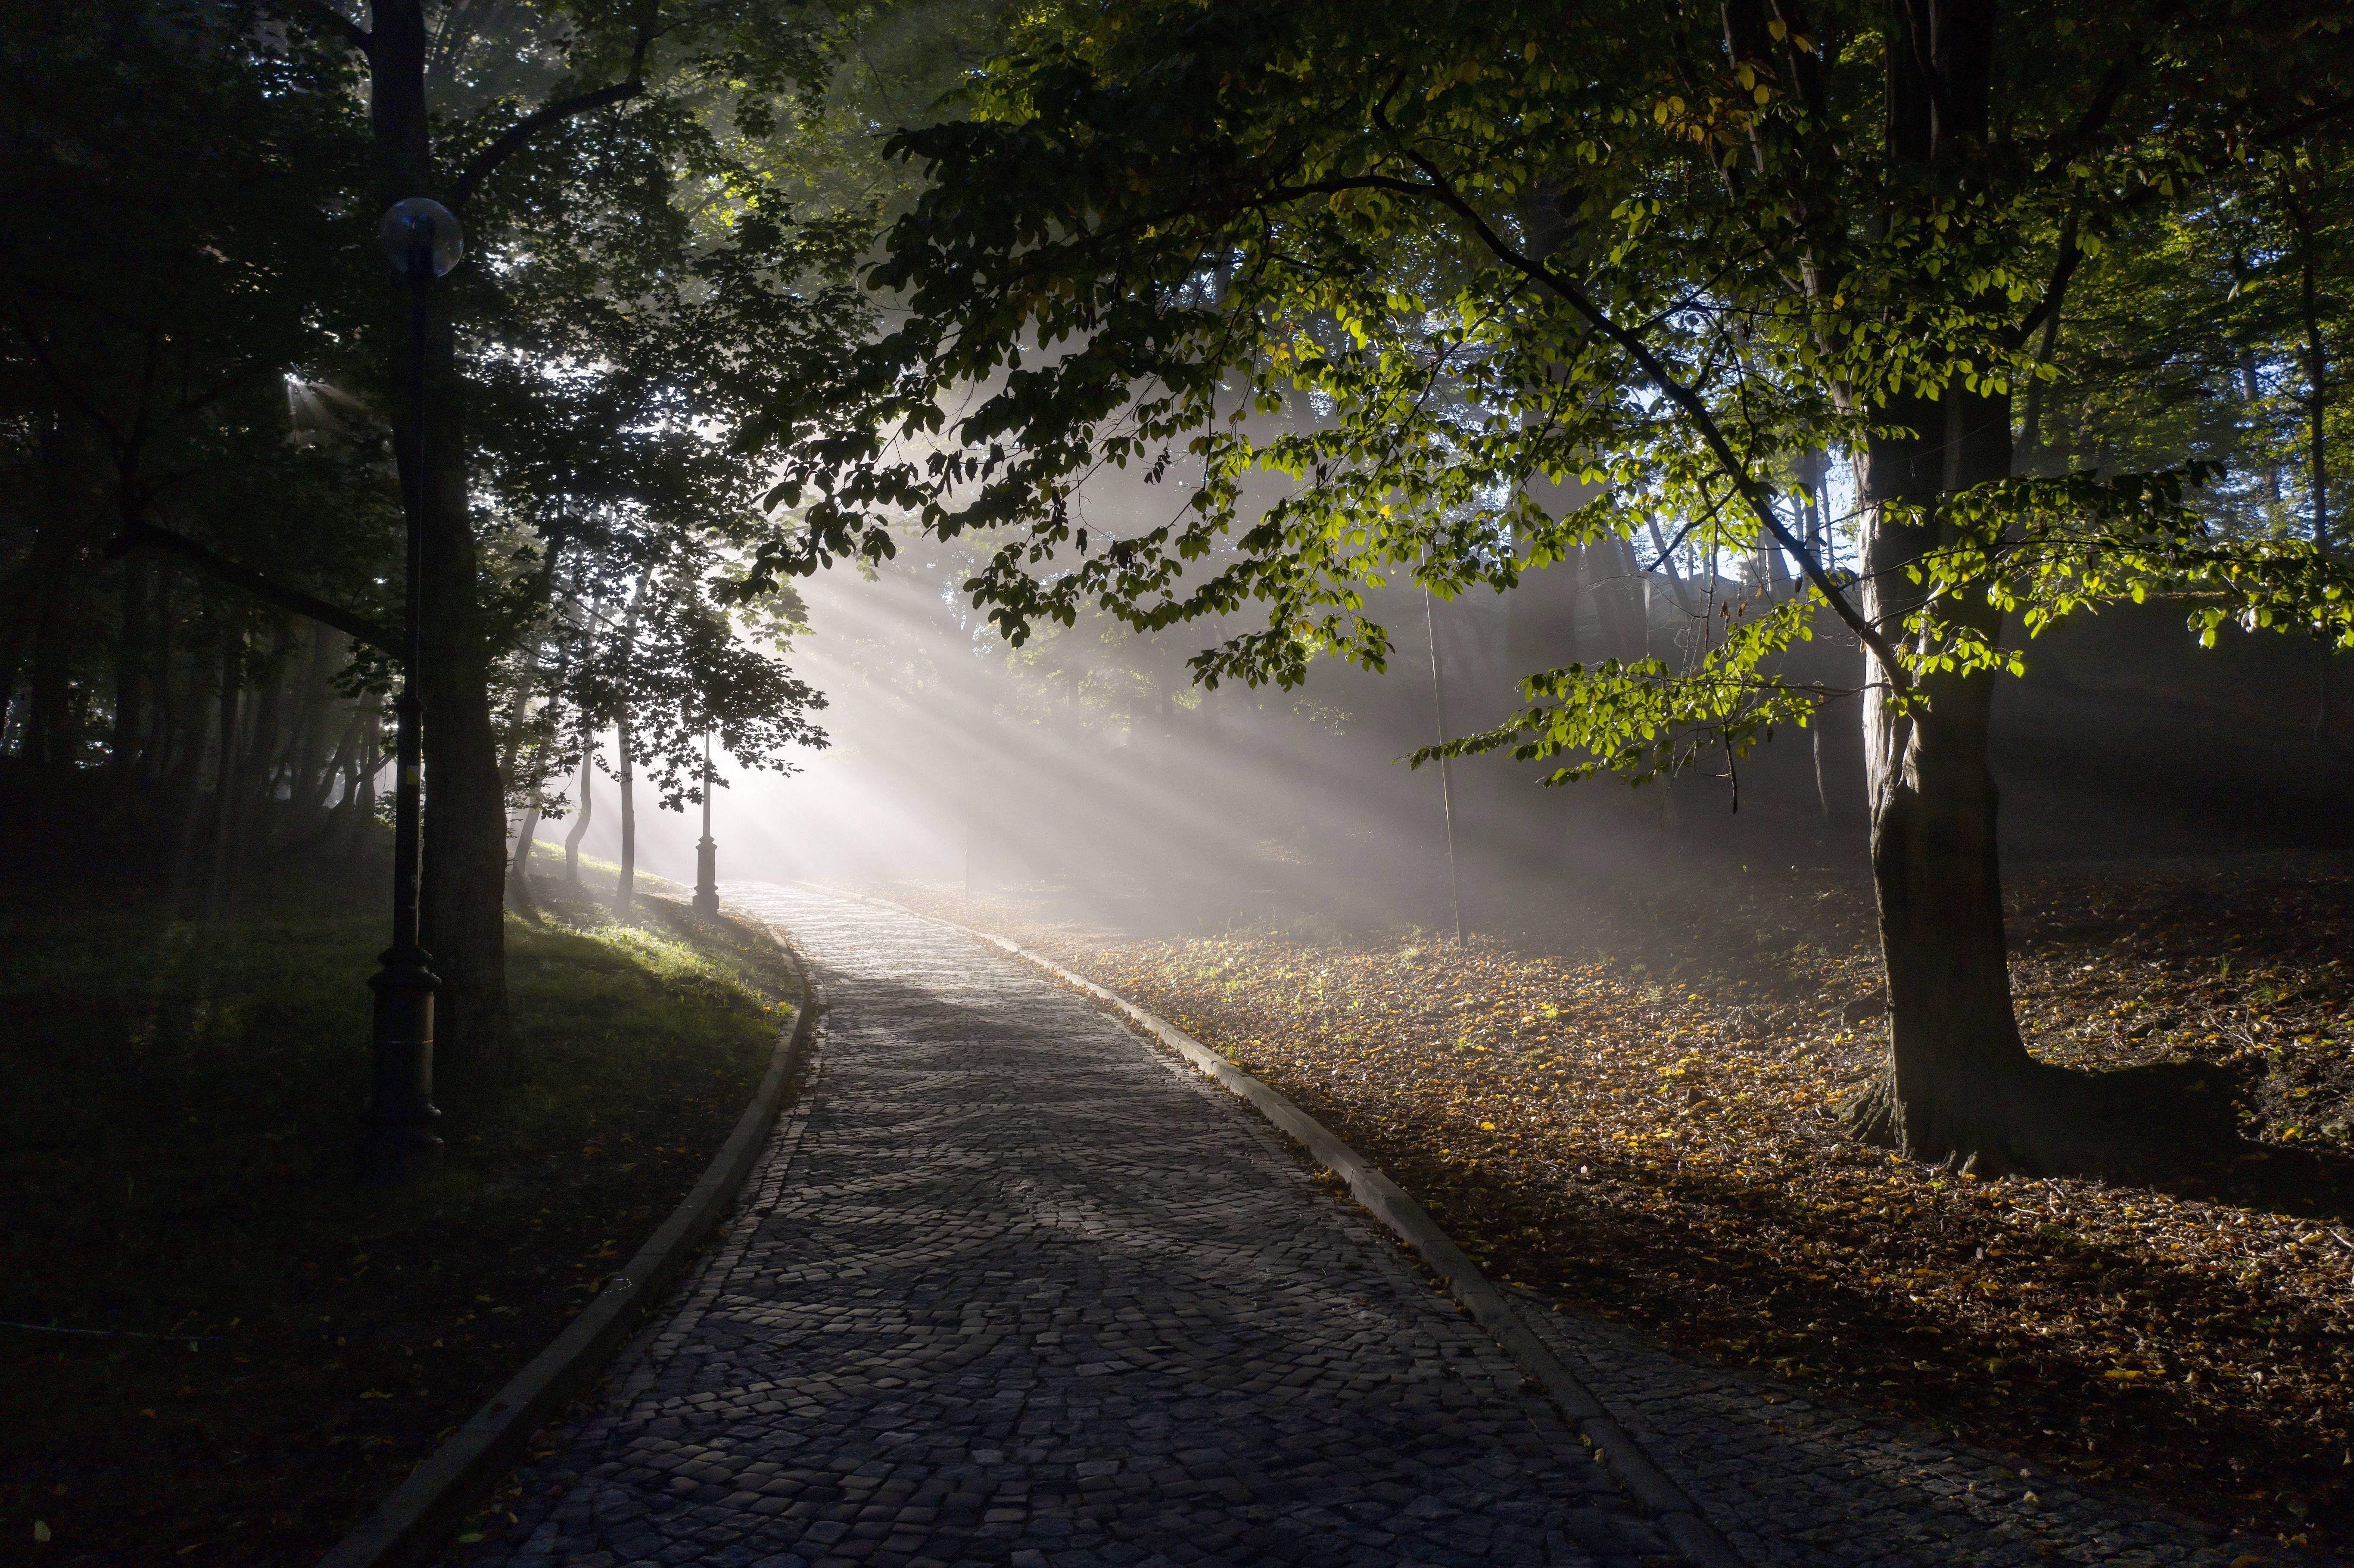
[575,488,2354,952]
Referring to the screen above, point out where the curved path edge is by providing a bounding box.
[820,885,1747,1568]
[317,937,827,1568]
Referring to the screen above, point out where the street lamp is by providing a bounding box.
[362,198,463,1188]
[694,731,719,915]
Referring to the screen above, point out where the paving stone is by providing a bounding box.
[446,886,2280,1568]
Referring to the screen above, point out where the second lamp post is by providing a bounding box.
[694,731,720,915]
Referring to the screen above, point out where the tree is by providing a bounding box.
[760,0,2354,1173]
[277,0,874,1056]
[0,0,411,905]
[1,0,390,758]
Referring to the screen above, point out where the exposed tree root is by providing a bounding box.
[1842,1056,2260,1181]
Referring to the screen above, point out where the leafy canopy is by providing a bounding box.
[752,0,2354,784]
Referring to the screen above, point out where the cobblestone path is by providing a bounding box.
[460,886,2284,1568]
[468,885,1673,1568]
[1500,1298,2279,1568]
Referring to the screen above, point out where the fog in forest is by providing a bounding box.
[576,463,2354,942]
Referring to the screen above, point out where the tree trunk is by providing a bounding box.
[1592,535,1649,661]
[339,695,384,861]
[108,557,152,781]
[289,630,349,817]
[2290,172,2331,747]
[2238,348,2283,504]
[25,542,81,769]
[509,805,540,900]
[206,634,243,910]
[496,638,545,901]
[140,563,177,783]
[564,739,594,882]
[1831,0,2242,1177]
[372,0,509,1061]
[2288,171,2330,556]
[616,716,636,922]
[237,622,293,852]
[1844,377,2041,1147]
[1839,0,2037,1170]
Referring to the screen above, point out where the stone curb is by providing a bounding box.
[315,939,825,1568]
[823,887,1747,1568]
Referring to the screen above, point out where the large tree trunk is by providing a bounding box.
[206,633,243,910]
[372,0,509,1061]
[1838,0,2040,1167]
[1591,535,1650,661]
[1835,0,2237,1177]
[1845,380,2043,1166]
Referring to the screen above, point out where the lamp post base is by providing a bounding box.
[694,835,719,915]
[363,947,443,1188]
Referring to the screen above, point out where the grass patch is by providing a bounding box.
[1,873,798,1567]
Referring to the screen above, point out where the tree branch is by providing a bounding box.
[448,18,659,208]
[299,0,372,55]
[107,521,398,653]
[2008,207,2081,349]
[2257,98,2354,147]
[1326,130,1911,687]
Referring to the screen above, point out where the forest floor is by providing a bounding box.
[0,856,800,1568]
[882,850,2354,1560]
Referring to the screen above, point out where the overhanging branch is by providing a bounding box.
[1328,125,1910,687]
[299,0,372,55]
[109,522,398,653]
[448,18,658,208]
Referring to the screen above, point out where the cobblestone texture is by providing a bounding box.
[452,884,2297,1568]
[1501,1295,2297,1568]
[459,885,1670,1568]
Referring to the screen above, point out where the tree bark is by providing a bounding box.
[25,536,82,769]
[2289,168,2330,555]
[1592,535,1650,660]
[2289,168,2332,748]
[339,695,384,861]
[237,622,293,849]
[1845,380,2046,1165]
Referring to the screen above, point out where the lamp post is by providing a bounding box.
[362,198,462,1188]
[694,730,720,915]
